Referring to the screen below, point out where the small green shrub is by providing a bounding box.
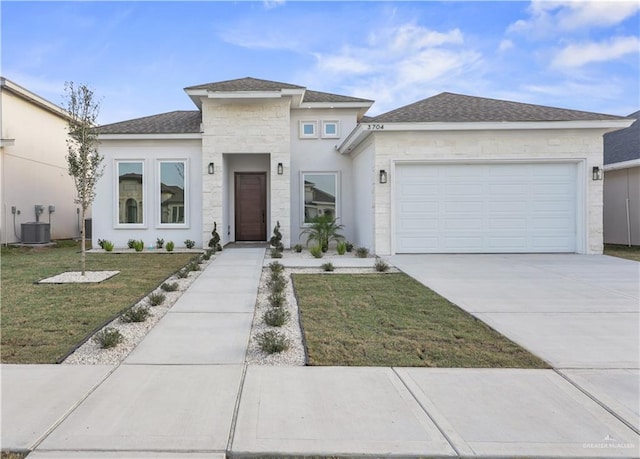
[161,281,179,292]
[293,243,303,253]
[127,239,136,249]
[92,327,123,349]
[263,307,290,327]
[321,262,335,272]
[256,330,289,354]
[270,248,283,258]
[345,241,354,252]
[121,306,150,323]
[309,245,323,258]
[269,261,284,274]
[269,220,284,252]
[202,252,211,261]
[268,291,286,308]
[375,258,390,272]
[184,239,196,249]
[176,268,189,278]
[355,246,369,258]
[208,221,222,251]
[166,241,175,252]
[133,240,144,252]
[148,292,166,306]
[101,240,114,252]
[267,275,286,294]
[156,238,164,249]
[336,241,347,255]
[188,261,200,271]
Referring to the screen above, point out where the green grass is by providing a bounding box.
[604,244,640,262]
[1,242,196,364]
[293,273,549,368]
[1,452,28,459]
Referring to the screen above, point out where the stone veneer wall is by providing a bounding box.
[200,98,291,247]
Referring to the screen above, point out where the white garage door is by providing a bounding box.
[394,163,578,253]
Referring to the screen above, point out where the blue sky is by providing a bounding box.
[2,1,639,125]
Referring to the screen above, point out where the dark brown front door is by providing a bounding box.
[235,172,267,241]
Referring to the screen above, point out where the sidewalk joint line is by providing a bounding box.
[226,362,249,454]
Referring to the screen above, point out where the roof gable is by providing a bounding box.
[369,92,627,123]
[98,111,201,135]
[184,76,304,92]
[604,110,639,165]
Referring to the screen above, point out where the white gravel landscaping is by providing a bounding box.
[38,271,120,284]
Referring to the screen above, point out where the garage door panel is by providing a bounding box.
[395,163,577,253]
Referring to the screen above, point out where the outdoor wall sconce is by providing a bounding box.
[208,162,215,174]
[379,169,388,184]
[592,166,603,181]
[277,162,284,175]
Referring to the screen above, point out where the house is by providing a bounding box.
[94,77,633,254]
[0,77,80,244]
[603,111,639,246]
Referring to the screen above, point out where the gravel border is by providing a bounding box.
[38,271,120,284]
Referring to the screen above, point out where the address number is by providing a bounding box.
[366,124,385,130]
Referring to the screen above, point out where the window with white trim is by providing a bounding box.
[322,121,339,138]
[299,121,317,138]
[302,172,339,224]
[117,161,145,225]
[159,160,187,226]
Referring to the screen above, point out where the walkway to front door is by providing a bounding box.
[235,172,266,241]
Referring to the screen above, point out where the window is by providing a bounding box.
[299,121,317,138]
[159,160,187,226]
[117,161,144,225]
[302,172,338,224]
[322,121,339,138]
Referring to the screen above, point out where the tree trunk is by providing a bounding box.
[81,206,86,275]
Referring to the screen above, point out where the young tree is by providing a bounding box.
[65,82,104,275]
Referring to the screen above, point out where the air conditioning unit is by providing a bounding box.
[21,222,51,244]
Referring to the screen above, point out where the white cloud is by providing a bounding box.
[551,35,640,68]
[498,39,514,52]
[263,0,285,10]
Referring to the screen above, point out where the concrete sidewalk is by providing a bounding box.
[2,249,639,458]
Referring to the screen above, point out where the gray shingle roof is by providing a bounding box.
[98,111,201,134]
[302,89,373,104]
[604,110,640,165]
[368,92,627,123]
[185,77,304,92]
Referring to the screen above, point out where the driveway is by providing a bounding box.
[388,254,640,370]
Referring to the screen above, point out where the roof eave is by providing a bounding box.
[99,133,202,140]
[1,77,71,120]
[604,158,640,171]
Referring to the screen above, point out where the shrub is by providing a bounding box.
[270,248,283,258]
[268,291,286,308]
[336,241,347,255]
[263,307,290,327]
[269,261,284,274]
[375,258,390,272]
[309,245,323,258]
[355,246,369,258]
[133,240,144,252]
[92,327,123,349]
[121,306,150,323]
[208,222,222,252]
[299,214,344,252]
[256,330,289,354]
[127,239,136,249]
[188,261,200,271]
[166,241,175,252]
[203,252,211,261]
[293,243,303,253]
[101,240,114,252]
[269,221,284,253]
[184,239,196,249]
[345,241,354,252]
[321,262,335,272]
[161,281,179,292]
[176,269,189,278]
[267,275,286,294]
[156,238,164,249]
[148,292,166,306]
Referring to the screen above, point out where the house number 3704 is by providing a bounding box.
[366,124,385,130]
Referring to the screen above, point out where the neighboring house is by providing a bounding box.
[0,77,80,244]
[95,77,632,255]
[603,111,639,246]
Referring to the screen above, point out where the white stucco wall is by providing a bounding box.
[289,108,360,246]
[604,166,640,245]
[350,139,375,251]
[359,129,608,255]
[201,98,291,247]
[1,85,78,243]
[93,139,202,248]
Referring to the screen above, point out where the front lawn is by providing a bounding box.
[604,244,640,262]
[294,273,548,368]
[1,242,196,364]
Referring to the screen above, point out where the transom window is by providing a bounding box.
[299,121,317,138]
[159,160,187,226]
[117,161,144,225]
[302,172,339,225]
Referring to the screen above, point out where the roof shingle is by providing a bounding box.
[184,77,304,92]
[98,111,201,134]
[604,110,639,165]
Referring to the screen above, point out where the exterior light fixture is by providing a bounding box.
[277,162,284,175]
[208,162,215,174]
[379,169,388,184]
[592,166,603,181]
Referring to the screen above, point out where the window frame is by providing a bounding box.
[115,159,146,228]
[300,171,340,227]
[157,159,189,228]
[299,120,318,139]
[322,120,340,138]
